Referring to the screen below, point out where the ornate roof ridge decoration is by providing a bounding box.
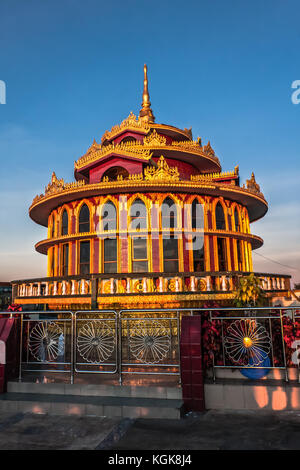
[143,129,166,146]
[203,140,215,158]
[171,137,202,149]
[101,112,151,143]
[191,167,239,182]
[244,172,261,195]
[85,139,101,155]
[75,139,153,170]
[45,172,65,195]
[144,155,180,182]
[33,173,86,205]
[183,127,193,139]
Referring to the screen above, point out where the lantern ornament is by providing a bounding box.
[224,319,271,367]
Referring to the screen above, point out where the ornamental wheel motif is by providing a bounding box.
[224,319,271,367]
[29,322,64,362]
[129,320,171,364]
[77,321,115,363]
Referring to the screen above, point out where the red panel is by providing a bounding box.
[89,157,143,183]
[93,238,99,273]
[152,156,198,180]
[151,238,160,272]
[0,319,19,393]
[180,315,205,412]
[209,236,215,271]
[113,132,145,145]
[120,238,128,273]
[71,241,76,275]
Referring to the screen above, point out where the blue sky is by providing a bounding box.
[0,0,299,283]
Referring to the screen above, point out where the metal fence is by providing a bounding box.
[2,308,198,384]
[205,307,300,383]
[1,306,300,385]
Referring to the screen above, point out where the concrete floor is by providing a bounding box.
[111,410,300,450]
[1,410,300,449]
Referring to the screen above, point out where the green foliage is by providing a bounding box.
[233,273,266,308]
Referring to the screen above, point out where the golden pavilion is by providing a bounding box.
[12,65,291,310]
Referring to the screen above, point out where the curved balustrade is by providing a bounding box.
[13,272,291,300]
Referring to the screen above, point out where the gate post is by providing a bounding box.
[180,315,205,412]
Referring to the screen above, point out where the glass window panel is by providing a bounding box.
[102,202,117,231]
[62,244,69,276]
[133,237,147,259]
[192,200,204,230]
[132,236,148,272]
[164,260,179,273]
[79,204,90,233]
[162,197,177,229]
[79,241,90,274]
[104,238,117,273]
[237,240,243,271]
[130,199,147,230]
[132,261,148,272]
[216,203,226,230]
[62,210,68,235]
[217,238,227,271]
[163,238,179,272]
[234,209,240,232]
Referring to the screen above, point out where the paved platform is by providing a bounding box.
[111,410,300,450]
[0,410,300,449]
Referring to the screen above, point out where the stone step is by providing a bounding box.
[7,382,182,400]
[0,392,183,419]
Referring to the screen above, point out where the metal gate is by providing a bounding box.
[18,309,186,384]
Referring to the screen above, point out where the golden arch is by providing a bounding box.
[75,199,94,233]
[212,197,228,231]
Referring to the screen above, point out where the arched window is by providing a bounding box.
[129,199,147,230]
[102,166,129,182]
[79,204,90,233]
[234,208,241,232]
[61,243,69,276]
[79,240,90,274]
[121,136,136,144]
[191,200,205,272]
[130,199,148,272]
[237,240,243,271]
[102,201,118,273]
[215,202,226,230]
[61,209,68,236]
[102,201,117,232]
[162,197,177,229]
[161,197,179,272]
[191,199,204,230]
[50,215,55,238]
[217,238,227,271]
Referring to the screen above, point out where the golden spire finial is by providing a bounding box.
[139,64,155,123]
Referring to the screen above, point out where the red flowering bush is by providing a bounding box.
[201,301,223,369]
[272,312,300,366]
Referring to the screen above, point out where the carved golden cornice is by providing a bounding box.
[75,140,153,171]
[143,129,166,146]
[34,173,86,204]
[245,172,261,195]
[191,167,239,182]
[144,156,180,182]
[101,112,151,143]
[31,176,267,209]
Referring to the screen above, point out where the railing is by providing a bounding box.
[12,271,291,301]
[1,307,300,386]
[1,309,191,384]
[204,307,300,383]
